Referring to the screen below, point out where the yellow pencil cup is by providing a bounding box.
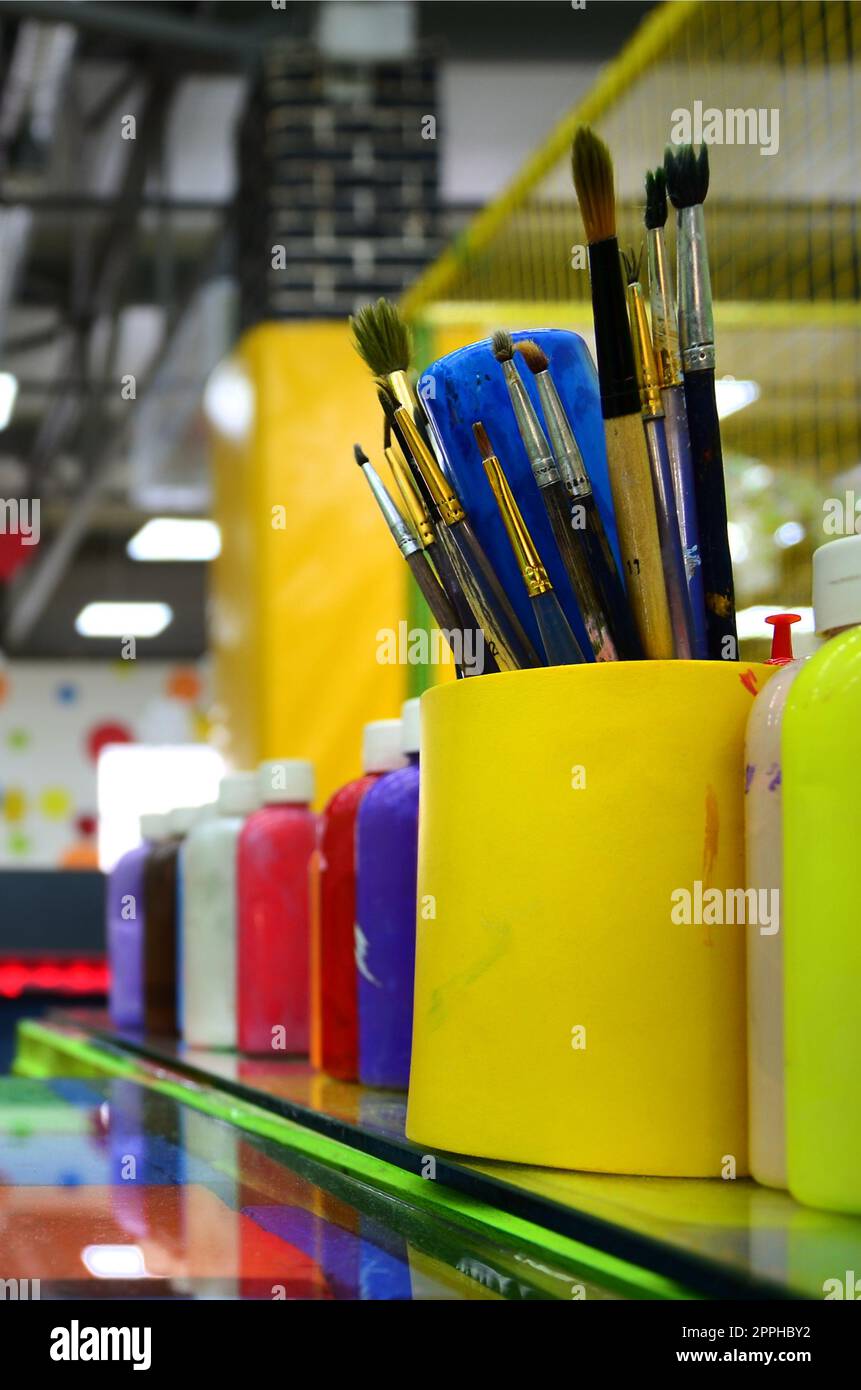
[406,660,774,1178]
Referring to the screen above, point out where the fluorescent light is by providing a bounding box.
[736,606,815,641]
[127,517,221,562]
[75,602,173,639]
[715,377,760,420]
[0,372,18,430]
[773,521,806,549]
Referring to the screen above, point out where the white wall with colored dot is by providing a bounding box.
[0,660,212,869]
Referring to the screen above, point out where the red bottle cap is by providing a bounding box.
[765,612,801,665]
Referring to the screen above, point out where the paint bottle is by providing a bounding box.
[142,814,182,1036]
[174,804,215,1039]
[237,760,317,1056]
[356,699,420,1089]
[107,813,166,1030]
[182,772,261,1049]
[744,612,802,1189]
[784,535,861,1212]
[312,719,404,1080]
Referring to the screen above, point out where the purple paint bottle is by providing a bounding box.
[356,697,420,1089]
[107,813,166,1030]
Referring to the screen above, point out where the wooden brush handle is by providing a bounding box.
[683,368,738,661]
[603,413,674,660]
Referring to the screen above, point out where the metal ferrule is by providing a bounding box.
[677,204,715,373]
[483,453,552,600]
[385,441,435,548]
[627,279,665,422]
[646,226,682,388]
[396,406,465,526]
[360,458,420,559]
[501,358,559,488]
[533,370,591,499]
[385,368,419,419]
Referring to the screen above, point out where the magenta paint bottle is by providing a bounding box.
[356,698,420,1089]
[107,813,167,1031]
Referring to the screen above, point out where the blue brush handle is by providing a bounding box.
[662,384,708,659]
[683,367,738,660]
[531,590,585,667]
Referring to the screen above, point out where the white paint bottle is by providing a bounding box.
[181,772,261,1049]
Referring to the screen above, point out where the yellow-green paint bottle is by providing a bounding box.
[784,535,861,1212]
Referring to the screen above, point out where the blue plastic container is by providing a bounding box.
[419,329,619,661]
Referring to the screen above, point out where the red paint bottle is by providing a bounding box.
[237,760,317,1056]
[311,720,403,1080]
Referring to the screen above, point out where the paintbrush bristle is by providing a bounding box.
[350,298,412,378]
[663,143,709,209]
[377,384,398,421]
[491,329,514,362]
[644,167,667,229]
[472,421,494,461]
[515,339,549,375]
[354,444,369,467]
[571,126,616,243]
[621,245,644,286]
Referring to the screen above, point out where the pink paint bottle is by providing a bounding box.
[237,759,317,1056]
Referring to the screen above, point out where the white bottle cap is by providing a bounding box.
[140,812,170,841]
[813,535,861,634]
[400,697,420,756]
[258,759,314,804]
[217,772,261,817]
[362,719,404,774]
[168,806,199,837]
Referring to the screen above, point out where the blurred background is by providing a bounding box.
[0,0,858,1057]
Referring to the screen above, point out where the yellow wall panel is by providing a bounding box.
[210,321,407,806]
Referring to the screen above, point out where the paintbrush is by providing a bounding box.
[622,248,693,659]
[395,403,541,670]
[474,423,584,668]
[571,126,673,660]
[378,388,498,673]
[491,329,617,662]
[354,444,468,674]
[644,165,708,658]
[514,337,641,660]
[664,143,737,660]
[351,298,419,420]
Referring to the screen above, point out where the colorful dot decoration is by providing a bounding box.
[39,787,73,821]
[0,672,9,706]
[6,728,30,751]
[4,787,27,822]
[76,813,97,838]
[86,721,134,763]
[56,683,78,704]
[167,667,201,702]
[7,829,31,857]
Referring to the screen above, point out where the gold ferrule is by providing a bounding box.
[646,227,682,388]
[385,369,419,419]
[385,442,435,547]
[626,280,664,421]
[395,406,465,526]
[483,453,552,599]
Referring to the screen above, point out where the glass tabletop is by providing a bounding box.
[0,1074,622,1300]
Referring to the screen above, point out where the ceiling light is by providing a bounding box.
[75,602,173,639]
[715,377,760,420]
[127,518,221,563]
[0,372,19,430]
